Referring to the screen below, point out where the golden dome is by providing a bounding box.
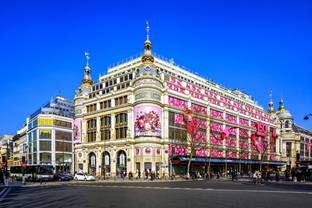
[268,100,274,113]
[141,21,154,64]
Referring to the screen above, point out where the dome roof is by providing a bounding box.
[277,110,292,120]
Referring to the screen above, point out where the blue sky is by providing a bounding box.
[1,0,311,135]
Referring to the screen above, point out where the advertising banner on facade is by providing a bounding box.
[73,118,82,144]
[134,104,162,137]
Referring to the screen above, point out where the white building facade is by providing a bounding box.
[27,96,74,173]
[74,25,284,177]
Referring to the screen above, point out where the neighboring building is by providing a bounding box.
[269,99,312,168]
[27,96,74,173]
[74,24,283,177]
[0,135,13,170]
[12,124,27,166]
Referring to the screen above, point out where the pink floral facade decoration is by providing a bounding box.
[156,148,161,155]
[239,118,249,126]
[145,148,151,154]
[191,103,207,114]
[239,128,249,138]
[254,140,264,152]
[168,96,187,110]
[211,135,223,145]
[225,126,236,135]
[251,154,259,160]
[210,122,223,132]
[227,151,237,159]
[225,114,237,123]
[270,155,277,161]
[168,76,273,123]
[194,118,206,129]
[169,144,188,156]
[306,140,311,153]
[175,146,187,155]
[194,131,206,143]
[134,105,161,137]
[239,139,249,150]
[210,109,223,120]
[211,150,224,158]
[174,114,184,125]
[239,153,248,159]
[226,137,236,147]
[195,149,206,157]
[251,121,257,129]
[168,144,173,156]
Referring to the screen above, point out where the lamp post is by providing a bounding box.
[304,114,312,120]
[5,140,9,173]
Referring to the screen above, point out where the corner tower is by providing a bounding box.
[132,22,165,173]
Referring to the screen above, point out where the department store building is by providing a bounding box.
[74,25,286,177]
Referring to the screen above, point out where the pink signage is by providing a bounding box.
[73,118,81,144]
[134,104,162,137]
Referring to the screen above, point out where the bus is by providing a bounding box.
[10,165,55,181]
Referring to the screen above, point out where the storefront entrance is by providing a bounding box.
[116,150,127,177]
[88,152,96,176]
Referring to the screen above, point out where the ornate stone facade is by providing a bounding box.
[74,25,284,177]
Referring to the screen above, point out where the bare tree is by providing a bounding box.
[250,126,278,172]
[181,108,207,179]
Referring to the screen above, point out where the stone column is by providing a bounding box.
[111,113,115,140]
[96,151,102,176]
[83,151,88,173]
[128,108,134,139]
[82,119,88,143]
[96,117,101,142]
[163,107,169,140]
[110,150,116,177]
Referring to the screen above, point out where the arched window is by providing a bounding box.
[88,152,96,176]
[102,151,110,176]
[116,150,127,177]
[285,121,290,128]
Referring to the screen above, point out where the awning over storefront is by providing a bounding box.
[171,156,286,166]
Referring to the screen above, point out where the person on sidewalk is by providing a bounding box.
[0,170,4,185]
[275,169,280,182]
[4,171,10,187]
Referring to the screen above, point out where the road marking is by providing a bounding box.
[0,187,11,202]
[0,187,8,197]
[67,184,312,195]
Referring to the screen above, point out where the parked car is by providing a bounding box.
[74,173,96,181]
[85,174,96,181]
[54,174,72,181]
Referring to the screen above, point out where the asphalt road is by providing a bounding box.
[1,180,312,208]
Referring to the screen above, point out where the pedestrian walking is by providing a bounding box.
[275,169,280,182]
[4,171,10,187]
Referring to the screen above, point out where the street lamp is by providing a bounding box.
[5,140,9,173]
[304,114,312,120]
